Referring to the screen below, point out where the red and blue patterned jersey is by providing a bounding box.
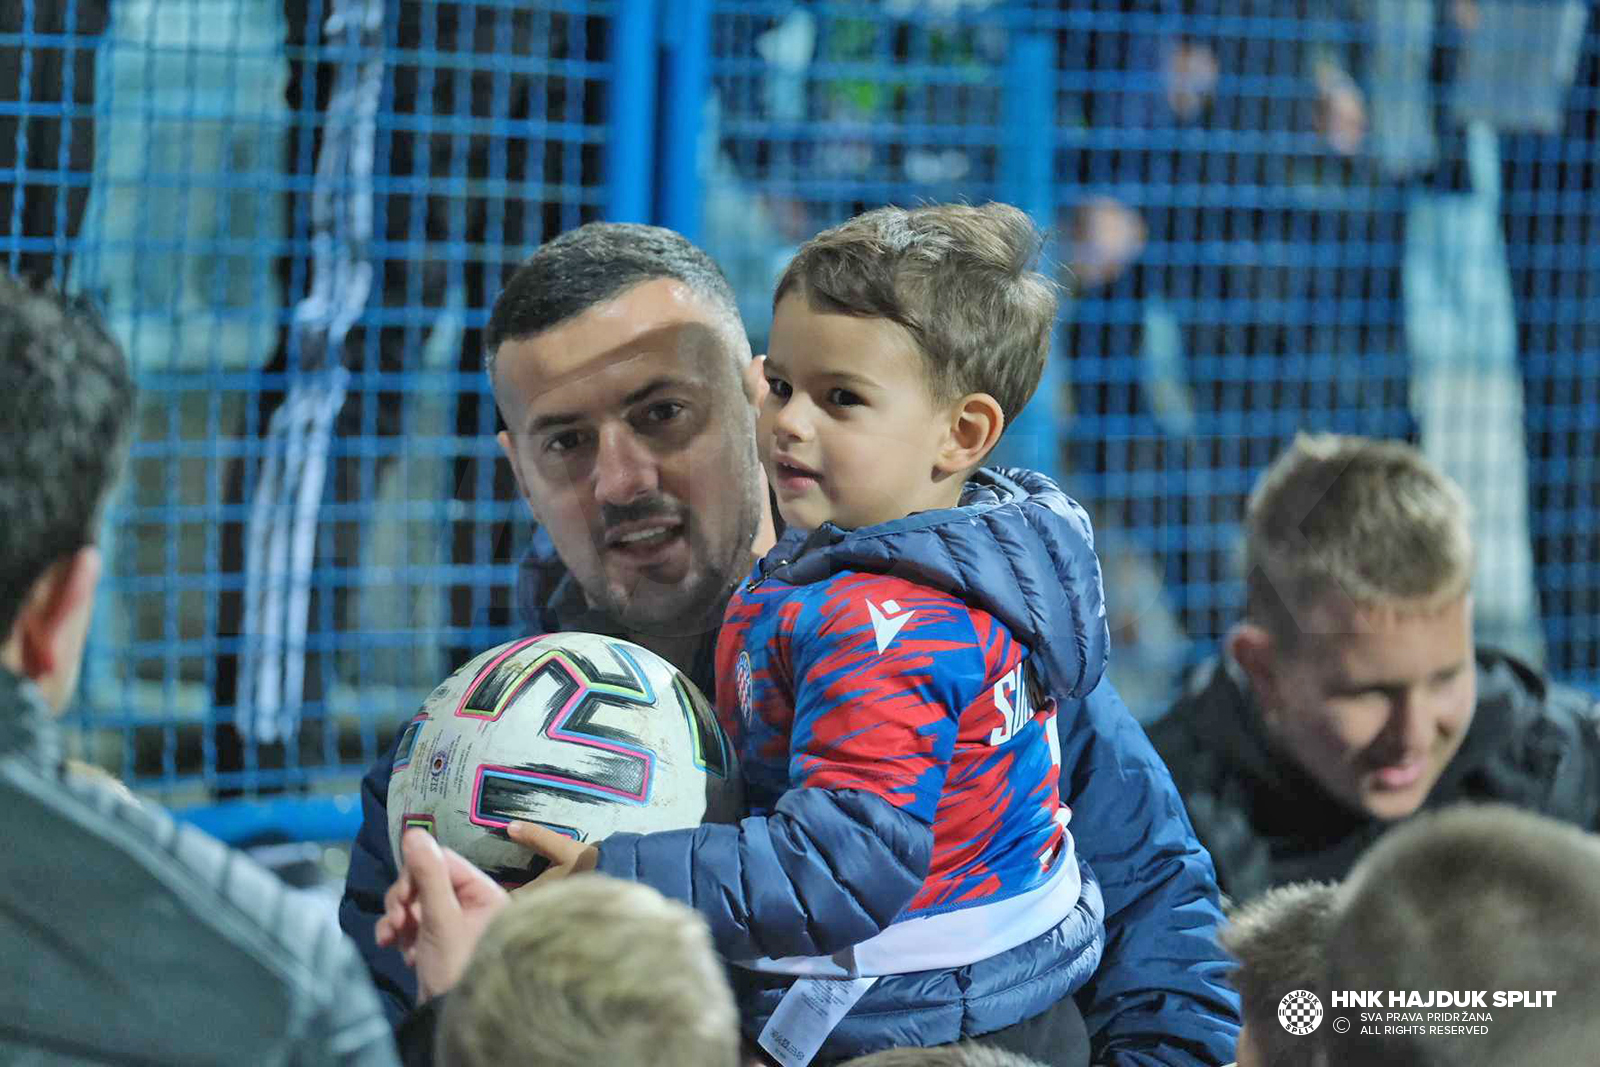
[716,566,1068,916]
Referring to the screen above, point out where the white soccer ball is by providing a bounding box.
[387,632,742,884]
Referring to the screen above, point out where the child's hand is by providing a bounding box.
[375,829,509,1001]
[507,820,599,890]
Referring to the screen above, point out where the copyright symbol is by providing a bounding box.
[1332,1016,1352,1034]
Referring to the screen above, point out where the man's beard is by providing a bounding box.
[595,471,763,641]
[605,563,730,640]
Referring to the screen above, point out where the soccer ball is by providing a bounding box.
[387,632,742,884]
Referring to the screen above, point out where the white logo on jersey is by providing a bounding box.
[989,662,1034,746]
[866,598,915,653]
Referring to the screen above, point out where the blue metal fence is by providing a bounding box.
[4,0,1596,843]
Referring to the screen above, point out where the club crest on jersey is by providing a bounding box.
[735,650,755,725]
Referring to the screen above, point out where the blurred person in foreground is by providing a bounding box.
[434,865,740,1067]
[380,830,1034,1067]
[1217,881,1337,1067]
[839,1044,1050,1066]
[1323,804,1600,1065]
[0,273,398,1063]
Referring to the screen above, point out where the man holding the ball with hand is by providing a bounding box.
[352,222,1239,1066]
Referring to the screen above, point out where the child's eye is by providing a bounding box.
[765,376,792,399]
[827,388,864,407]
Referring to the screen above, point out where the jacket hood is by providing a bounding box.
[756,466,1109,702]
[1176,657,1307,791]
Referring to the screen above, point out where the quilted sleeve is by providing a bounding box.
[1064,680,1242,1066]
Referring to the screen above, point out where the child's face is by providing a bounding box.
[760,293,962,530]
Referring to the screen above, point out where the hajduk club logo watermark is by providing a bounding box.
[1278,989,1325,1035]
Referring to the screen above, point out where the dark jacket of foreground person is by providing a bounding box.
[1,667,399,1065]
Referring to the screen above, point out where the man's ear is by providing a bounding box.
[496,430,540,522]
[1227,621,1284,721]
[742,355,769,409]
[14,547,101,683]
[936,393,1005,475]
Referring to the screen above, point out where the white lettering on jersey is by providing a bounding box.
[866,598,915,654]
[989,661,1034,746]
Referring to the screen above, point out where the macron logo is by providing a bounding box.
[866,599,915,654]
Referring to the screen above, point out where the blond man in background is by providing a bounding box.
[1149,434,1600,902]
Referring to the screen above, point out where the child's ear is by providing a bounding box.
[936,393,1005,475]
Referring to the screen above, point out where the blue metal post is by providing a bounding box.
[655,0,711,240]
[1000,33,1054,223]
[993,32,1063,482]
[606,0,659,223]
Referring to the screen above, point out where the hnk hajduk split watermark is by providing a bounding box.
[1277,989,1558,1038]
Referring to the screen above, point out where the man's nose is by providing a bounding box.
[592,424,659,505]
[1386,691,1433,755]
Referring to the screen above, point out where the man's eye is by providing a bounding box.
[640,401,685,425]
[827,388,864,407]
[765,376,792,399]
[545,430,589,454]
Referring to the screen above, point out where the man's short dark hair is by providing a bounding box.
[773,202,1059,429]
[484,222,741,375]
[1218,881,1337,1067]
[0,274,134,635]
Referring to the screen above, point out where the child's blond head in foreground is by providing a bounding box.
[437,873,740,1067]
[761,202,1059,530]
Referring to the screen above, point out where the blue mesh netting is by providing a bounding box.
[3,0,1595,840]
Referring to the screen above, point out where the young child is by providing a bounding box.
[1217,881,1337,1067]
[522,203,1108,1066]
[436,873,741,1067]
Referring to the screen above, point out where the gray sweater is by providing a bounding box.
[0,667,398,1065]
